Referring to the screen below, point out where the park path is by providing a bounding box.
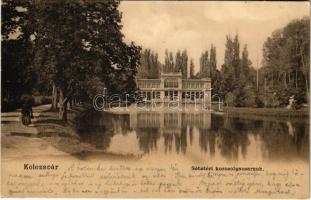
[1,105,49,136]
[1,105,70,161]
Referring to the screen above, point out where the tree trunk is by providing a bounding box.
[295,70,298,89]
[59,102,68,122]
[300,52,309,104]
[69,99,73,109]
[50,83,58,111]
[288,72,291,86]
[58,89,68,121]
[73,98,77,106]
[284,72,287,88]
[305,74,309,104]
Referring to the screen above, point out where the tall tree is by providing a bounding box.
[232,35,241,79]
[180,50,188,79]
[240,45,252,83]
[221,36,235,98]
[199,50,209,78]
[1,1,36,111]
[262,17,309,107]
[208,45,222,97]
[2,1,27,39]
[175,49,188,78]
[32,1,141,120]
[235,45,256,107]
[220,34,256,106]
[138,49,161,78]
[149,51,161,78]
[164,49,174,73]
[189,59,195,78]
[209,44,217,78]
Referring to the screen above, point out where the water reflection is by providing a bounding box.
[76,111,309,162]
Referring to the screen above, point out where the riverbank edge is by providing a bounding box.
[222,107,309,118]
[33,104,99,155]
[65,105,91,128]
[102,105,309,119]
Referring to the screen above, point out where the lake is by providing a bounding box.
[76,109,309,164]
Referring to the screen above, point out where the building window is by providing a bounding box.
[199,91,204,99]
[191,92,195,100]
[174,91,178,97]
[170,91,174,100]
[186,91,190,99]
[147,92,151,100]
[196,92,200,99]
[156,91,160,99]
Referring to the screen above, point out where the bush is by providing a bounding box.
[1,98,19,112]
[225,92,235,106]
[263,92,280,108]
[255,94,264,108]
[40,96,52,104]
[33,95,52,105]
[292,88,307,109]
[21,94,35,105]
[231,84,256,107]
[276,89,290,107]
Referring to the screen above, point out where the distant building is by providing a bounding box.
[136,72,211,107]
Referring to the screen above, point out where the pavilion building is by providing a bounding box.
[136,72,211,107]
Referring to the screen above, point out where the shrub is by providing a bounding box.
[225,92,235,107]
[263,92,279,108]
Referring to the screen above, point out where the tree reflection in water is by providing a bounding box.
[217,117,250,161]
[163,133,173,153]
[76,110,308,162]
[76,111,130,150]
[174,128,187,154]
[258,120,309,161]
[136,128,160,153]
[198,128,216,158]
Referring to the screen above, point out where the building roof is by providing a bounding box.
[183,78,211,82]
[136,72,211,82]
[160,72,182,77]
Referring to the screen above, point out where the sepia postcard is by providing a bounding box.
[1,0,310,198]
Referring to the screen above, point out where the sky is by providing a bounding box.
[119,1,309,72]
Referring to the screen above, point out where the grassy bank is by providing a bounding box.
[1,104,96,160]
[34,105,98,155]
[223,107,309,118]
[1,104,141,161]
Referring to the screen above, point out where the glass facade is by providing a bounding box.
[136,73,211,104]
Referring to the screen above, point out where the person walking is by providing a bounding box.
[21,97,34,126]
